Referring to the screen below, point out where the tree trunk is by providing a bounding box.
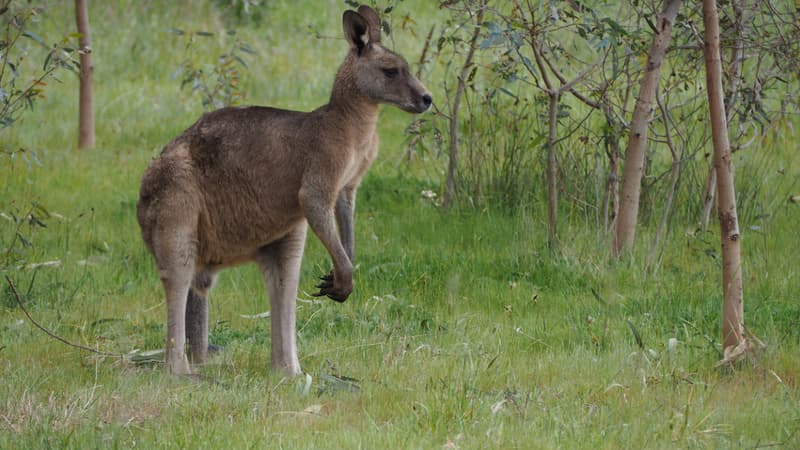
[546,91,560,249]
[702,0,749,359]
[606,149,619,235]
[647,92,683,267]
[442,7,483,210]
[612,0,681,257]
[700,0,745,232]
[75,0,94,149]
[700,165,716,232]
[602,103,621,237]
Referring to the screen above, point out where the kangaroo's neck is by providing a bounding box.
[326,60,380,131]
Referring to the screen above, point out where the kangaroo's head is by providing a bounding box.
[338,5,432,114]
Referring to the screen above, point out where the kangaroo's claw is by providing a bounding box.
[319,272,334,282]
[312,272,350,303]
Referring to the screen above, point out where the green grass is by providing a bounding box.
[2,1,799,448]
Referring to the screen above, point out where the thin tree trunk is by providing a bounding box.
[75,0,94,149]
[442,8,483,210]
[606,149,619,235]
[612,0,681,257]
[702,0,748,358]
[509,0,604,250]
[546,91,560,249]
[602,103,621,237]
[700,165,716,231]
[648,91,683,266]
[700,0,745,232]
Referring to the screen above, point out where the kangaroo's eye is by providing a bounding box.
[382,68,400,78]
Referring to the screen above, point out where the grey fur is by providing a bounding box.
[136,5,431,376]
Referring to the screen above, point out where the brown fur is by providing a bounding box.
[136,5,431,375]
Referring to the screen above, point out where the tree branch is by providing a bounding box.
[5,275,122,358]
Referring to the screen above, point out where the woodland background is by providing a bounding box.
[1,0,798,448]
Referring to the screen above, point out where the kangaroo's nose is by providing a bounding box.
[422,93,433,109]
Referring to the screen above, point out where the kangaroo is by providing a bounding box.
[136,5,431,376]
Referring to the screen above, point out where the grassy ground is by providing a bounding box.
[2,1,799,448]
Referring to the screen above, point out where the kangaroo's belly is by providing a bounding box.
[195,193,305,266]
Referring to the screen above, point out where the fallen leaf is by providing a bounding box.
[318,372,361,394]
[240,311,270,319]
[296,373,313,396]
[301,404,323,415]
[127,349,164,364]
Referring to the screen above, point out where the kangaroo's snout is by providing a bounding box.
[410,92,432,114]
[399,78,432,114]
[411,90,433,113]
[422,93,433,109]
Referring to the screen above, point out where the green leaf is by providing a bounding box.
[28,214,46,228]
[520,55,537,77]
[16,232,32,248]
[498,87,518,99]
[232,55,248,69]
[238,43,256,54]
[195,31,214,37]
[626,319,644,350]
[42,50,53,71]
[31,201,49,219]
[480,33,505,50]
[22,30,46,47]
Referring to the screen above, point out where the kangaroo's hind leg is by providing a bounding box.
[257,223,308,376]
[186,269,218,365]
[153,229,197,375]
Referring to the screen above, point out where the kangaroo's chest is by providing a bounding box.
[340,131,379,189]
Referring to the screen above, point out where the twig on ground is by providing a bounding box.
[5,275,123,358]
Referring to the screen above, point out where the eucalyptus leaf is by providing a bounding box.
[22,30,46,46]
[127,349,165,364]
[318,372,361,394]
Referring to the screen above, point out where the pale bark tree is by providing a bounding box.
[702,0,760,363]
[75,0,94,149]
[612,0,680,257]
[700,0,747,232]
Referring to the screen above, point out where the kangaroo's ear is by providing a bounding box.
[343,10,371,53]
[356,5,382,44]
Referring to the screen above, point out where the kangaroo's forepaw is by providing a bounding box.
[312,286,350,303]
[312,272,350,302]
